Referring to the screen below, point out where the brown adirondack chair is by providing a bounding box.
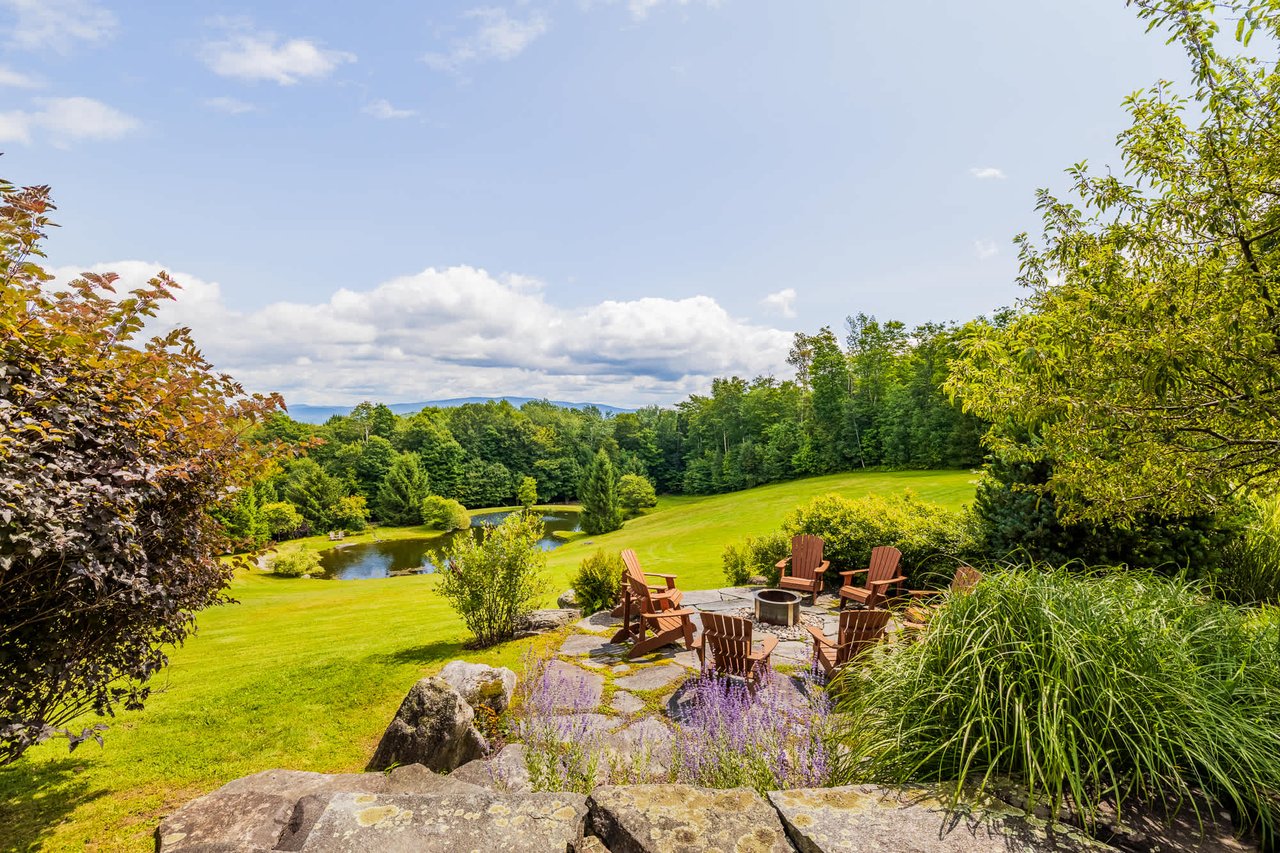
[775,534,828,600]
[902,565,983,631]
[837,545,906,610]
[806,608,891,678]
[611,549,697,658]
[692,612,778,689]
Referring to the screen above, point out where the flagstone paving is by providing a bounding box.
[612,663,685,693]
[610,691,645,715]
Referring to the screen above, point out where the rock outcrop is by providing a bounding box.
[367,677,487,772]
[449,743,533,793]
[519,608,582,633]
[557,589,578,609]
[767,785,1118,852]
[588,784,793,853]
[439,660,517,713]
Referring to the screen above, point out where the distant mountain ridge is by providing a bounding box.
[285,396,635,424]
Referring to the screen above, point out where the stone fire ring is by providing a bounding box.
[754,588,803,627]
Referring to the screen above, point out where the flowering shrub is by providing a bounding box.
[517,652,607,794]
[672,672,833,793]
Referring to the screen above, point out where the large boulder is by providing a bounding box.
[766,785,1117,852]
[292,790,588,852]
[367,677,487,772]
[155,767,482,852]
[558,589,578,609]
[439,660,517,713]
[588,784,792,853]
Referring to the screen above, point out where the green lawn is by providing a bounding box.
[0,469,974,852]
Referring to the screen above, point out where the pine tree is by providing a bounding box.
[579,449,622,535]
[376,452,430,525]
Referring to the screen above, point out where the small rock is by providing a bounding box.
[589,784,792,853]
[449,743,532,793]
[747,575,770,586]
[367,677,487,773]
[439,660,517,714]
[610,691,645,715]
[558,588,579,608]
[520,608,582,633]
[612,663,685,693]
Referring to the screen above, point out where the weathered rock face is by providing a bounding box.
[449,743,533,793]
[558,589,578,609]
[367,677,488,773]
[294,790,588,852]
[439,660,517,714]
[520,608,582,633]
[155,767,483,852]
[766,785,1118,853]
[588,784,793,853]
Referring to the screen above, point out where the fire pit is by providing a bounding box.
[754,588,803,627]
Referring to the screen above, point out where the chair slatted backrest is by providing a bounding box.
[791,535,825,581]
[701,612,755,677]
[866,546,903,589]
[835,609,892,666]
[953,565,983,594]
[620,549,655,611]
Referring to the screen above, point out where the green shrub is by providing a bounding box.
[617,473,658,517]
[572,550,623,614]
[833,568,1280,838]
[421,495,470,531]
[329,494,369,532]
[433,511,547,647]
[262,501,304,539]
[269,550,321,578]
[1210,494,1280,605]
[782,492,976,588]
[721,533,789,587]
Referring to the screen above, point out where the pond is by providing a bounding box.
[315,510,581,580]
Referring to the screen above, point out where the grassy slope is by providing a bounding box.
[0,469,974,852]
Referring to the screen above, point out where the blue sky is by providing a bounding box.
[1,0,1186,407]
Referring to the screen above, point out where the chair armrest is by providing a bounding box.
[775,557,791,569]
[755,634,779,656]
[644,571,678,589]
[908,589,943,598]
[803,624,828,646]
[644,607,696,618]
[817,560,830,573]
[869,575,908,588]
[839,568,868,580]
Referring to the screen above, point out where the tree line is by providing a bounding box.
[218,312,991,545]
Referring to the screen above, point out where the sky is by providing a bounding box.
[1,0,1189,409]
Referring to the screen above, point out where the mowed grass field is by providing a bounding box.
[0,469,975,852]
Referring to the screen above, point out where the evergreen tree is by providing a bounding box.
[376,452,430,525]
[580,448,622,535]
[518,476,538,509]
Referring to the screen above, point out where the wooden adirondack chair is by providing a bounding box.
[902,565,983,631]
[692,612,778,689]
[610,549,697,658]
[775,534,828,600]
[806,608,891,678]
[837,545,906,610]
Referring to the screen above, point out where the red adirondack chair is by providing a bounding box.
[806,608,891,678]
[902,564,983,630]
[692,612,778,689]
[775,534,828,600]
[611,549,697,658]
[837,545,905,610]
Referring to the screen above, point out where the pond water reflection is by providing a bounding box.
[315,510,580,580]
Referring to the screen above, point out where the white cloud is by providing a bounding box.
[760,287,796,318]
[0,65,41,88]
[201,27,355,85]
[1,0,116,53]
[362,98,416,120]
[50,262,793,408]
[0,96,138,145]
[205,96,257,115]
[424,8,549,72]
[973,239,999,260]
[969,166,1006,180]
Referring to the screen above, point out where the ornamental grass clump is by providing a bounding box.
[833,567,1280,839]
[673,672,833,794]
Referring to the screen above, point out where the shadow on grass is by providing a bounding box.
[0,755,107,851]
[368,639,466,667]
